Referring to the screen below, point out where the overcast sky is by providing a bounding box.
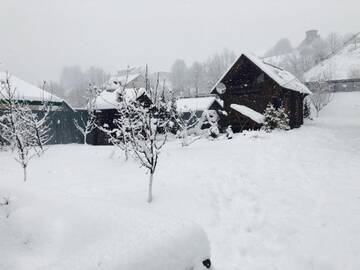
[1,0,359,84]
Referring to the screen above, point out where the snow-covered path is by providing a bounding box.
[1,92,360,270]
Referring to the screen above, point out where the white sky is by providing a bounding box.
[0,0,359,84]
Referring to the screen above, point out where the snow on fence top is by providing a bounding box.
[95,87,147,110]
[176,96,223,112]
[304,39,360,82]
[245,54,312,94]
[0,72,63,104]
[230,104,265,124]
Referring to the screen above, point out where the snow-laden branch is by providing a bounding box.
[73,84,100,144]
[0,74,51,181]
[100,67,172,202]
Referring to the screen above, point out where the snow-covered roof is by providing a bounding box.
[0,72,63,104]
[94,87,147,110]
[304,38,360,82]
[212,53,311,95]
[246,54,312,94]
[106,73,143,90]
[230,104,265,124]
[176,96,223,112]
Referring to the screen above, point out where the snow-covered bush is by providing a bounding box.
[226,125,234,139]
[303,98,312,120]
[208,125,219,139]
[174,110,201,147]
[204,110,219,139]
[262,103,290,132]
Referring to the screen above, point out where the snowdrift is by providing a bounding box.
[0,185,210,270]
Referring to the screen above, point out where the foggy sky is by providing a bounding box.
[1,0,359,84]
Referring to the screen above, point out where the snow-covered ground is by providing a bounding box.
[1,92,360,270]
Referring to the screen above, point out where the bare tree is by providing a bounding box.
[189,62,205,96]
[326,32,342,54]
[25,107,52,154]
[309,81,334,117]
[74,83,99,144]
[102,67,169,203]
[0,75,40,181]
[170,59,189,96]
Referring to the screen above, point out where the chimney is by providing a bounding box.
[306,30,319,41]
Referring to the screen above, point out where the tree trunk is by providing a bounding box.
[124,149,129,161]
[147,172,154,203]
[23,164,27,182]
[84,133,87,145]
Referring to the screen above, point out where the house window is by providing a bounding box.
[272,97,281,109]
[256,73,265,84]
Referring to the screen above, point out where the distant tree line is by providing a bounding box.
[170,48,236,97]
[46,66,110,108]
[48,49,236,107]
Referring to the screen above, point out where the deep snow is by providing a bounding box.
[1,92,360,270]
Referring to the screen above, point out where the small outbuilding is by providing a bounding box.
[0,72,82,144]
[176,96,224,130]
[211,53,311,132]
[90,87,152,145]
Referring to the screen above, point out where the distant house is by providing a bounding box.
[107,67,146,90]
[176,96,224,130]
[211,53,311,132]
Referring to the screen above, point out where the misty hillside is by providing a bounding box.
[304,35,360,81]
[263,31,360,80]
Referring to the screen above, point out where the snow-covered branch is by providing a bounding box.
[101,67,171,202]
[0,74,51,181]
[74,83,99,144]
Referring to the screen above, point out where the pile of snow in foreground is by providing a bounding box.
[0,185,210,270]
[1,92,360,270]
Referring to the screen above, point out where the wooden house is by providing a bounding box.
[211,53,311,132]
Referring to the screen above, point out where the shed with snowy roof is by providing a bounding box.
[175,96,224,131]
[0,72,70,111]
[0,72,89,145]
[89,87,152,145]
[211,53,311,132]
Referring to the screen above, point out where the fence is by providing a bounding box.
[0,109,87,146]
